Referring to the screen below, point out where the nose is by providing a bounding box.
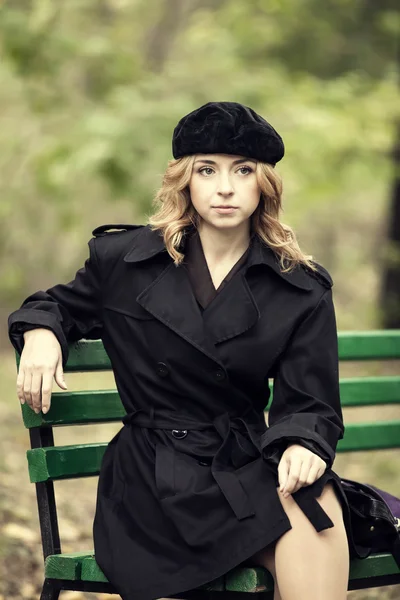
[216,170,234,196]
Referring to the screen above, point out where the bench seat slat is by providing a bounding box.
[44,551,93,580]
[27,421,400,482]
[44,551,400,590]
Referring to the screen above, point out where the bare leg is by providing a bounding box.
[248,541,282,600]
[247,482,349,600]
[274,481,349,600]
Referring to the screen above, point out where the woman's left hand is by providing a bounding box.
[277,443,327,498]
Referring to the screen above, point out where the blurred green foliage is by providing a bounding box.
[0,0,398,330]
[1,4,400,598]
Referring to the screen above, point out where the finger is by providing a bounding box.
[306,462,326,486]
[16,367,26,405]
[23,370,33,409]
[41,370,53,414]
[282,457,302,496]
[278,455,290,492]
[292,460,313,494]
[31,371,43,413]
[54,360,67,390]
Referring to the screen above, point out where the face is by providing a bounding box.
[188,153,261,233]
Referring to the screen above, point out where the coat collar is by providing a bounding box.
[121,224,315,370]
[123,224,313,292]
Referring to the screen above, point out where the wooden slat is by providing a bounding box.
[80,554,108,583]
[20,375,400,429]
[44,551,93,581]
[45,551,400,589]
[81,556,226,590]
[338,376,400,407]
[338,330,400,360]
[15,339,112,373]
[224,566,273,592]
[336,421,400,453]
[26,421,400,482]
[14,330,400,374]
[21,390,126,428]
[349,552,400,581]
[27,443,108,483]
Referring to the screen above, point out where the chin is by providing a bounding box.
[210,220,245,231]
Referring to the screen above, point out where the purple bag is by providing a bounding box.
[340,477,400,568]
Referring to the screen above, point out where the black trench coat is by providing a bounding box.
[8,223,356,600]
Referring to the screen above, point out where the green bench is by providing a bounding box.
[14,330,400,599]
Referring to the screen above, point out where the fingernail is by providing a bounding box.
[43,407,48,414]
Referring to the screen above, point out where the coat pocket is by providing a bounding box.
[154,443,213,500]
[154,443,227,548]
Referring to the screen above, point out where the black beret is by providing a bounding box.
[172,101,284,166]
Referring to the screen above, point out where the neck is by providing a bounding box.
[196,221,251,266]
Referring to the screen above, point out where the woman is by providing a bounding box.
[8,102,352,600]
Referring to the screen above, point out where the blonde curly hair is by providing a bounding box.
[147,155,318,275]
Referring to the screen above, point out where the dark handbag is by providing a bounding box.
[340,477,400,568]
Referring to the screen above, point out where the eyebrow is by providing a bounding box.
[194,158,257,166]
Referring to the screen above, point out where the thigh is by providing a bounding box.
[277,480,346,532]
[246,482,348,578]
[274,481,349,599]
[247,539,277,572]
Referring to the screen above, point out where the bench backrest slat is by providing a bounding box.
[26,420,400,483]
[15,331,400,373]
[20,375,400,429]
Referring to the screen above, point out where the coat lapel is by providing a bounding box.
[202,271,260,344]
[123,225,313,364]
[124,226,224,366]
[137,259,224,366]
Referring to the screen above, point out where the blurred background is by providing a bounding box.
[0,1,399,598]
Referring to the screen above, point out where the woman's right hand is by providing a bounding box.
[17,328,68,414]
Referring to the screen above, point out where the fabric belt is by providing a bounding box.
[122,407,334,532]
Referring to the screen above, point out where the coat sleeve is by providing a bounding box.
[8,236,103,370]
[260,288,344,471]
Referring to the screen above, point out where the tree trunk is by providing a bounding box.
[379,119,400,328]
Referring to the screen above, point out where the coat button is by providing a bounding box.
[172,430,188,439]
[156,362,169,377]
[214,368,226,382]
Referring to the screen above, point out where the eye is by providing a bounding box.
[198,165,253,176]
[239,166,253,175]
[198,167,214,176]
